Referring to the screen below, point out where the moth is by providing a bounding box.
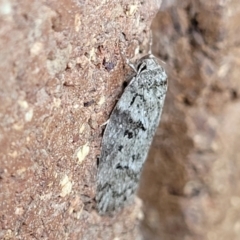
[96,47,168,215]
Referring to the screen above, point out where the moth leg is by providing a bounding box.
[100,119,109,127]
[119,49,137,73]
[125,57,137,73]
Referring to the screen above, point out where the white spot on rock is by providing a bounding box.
[74,13,81,32]
[60,175,72,197]
[98,96,105,106]
[30,42,43,56]
[18,100,29,109]
[0,0,12,15]
[75,143,90,163]
[79,124,85,134]
[25,108,33,122]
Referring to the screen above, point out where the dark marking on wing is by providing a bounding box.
[124,130,133,139]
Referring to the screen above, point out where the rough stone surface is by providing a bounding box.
[2,0,240,239]
[0,0,161,239]
[139,0,240,239]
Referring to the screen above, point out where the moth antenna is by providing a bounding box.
[119,40,137,73]
[148,30,153,55]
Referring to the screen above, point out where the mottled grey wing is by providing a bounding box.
[96,71,166,214]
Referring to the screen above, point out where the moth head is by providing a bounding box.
[136,54,161,72]
[136,54,168,92]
